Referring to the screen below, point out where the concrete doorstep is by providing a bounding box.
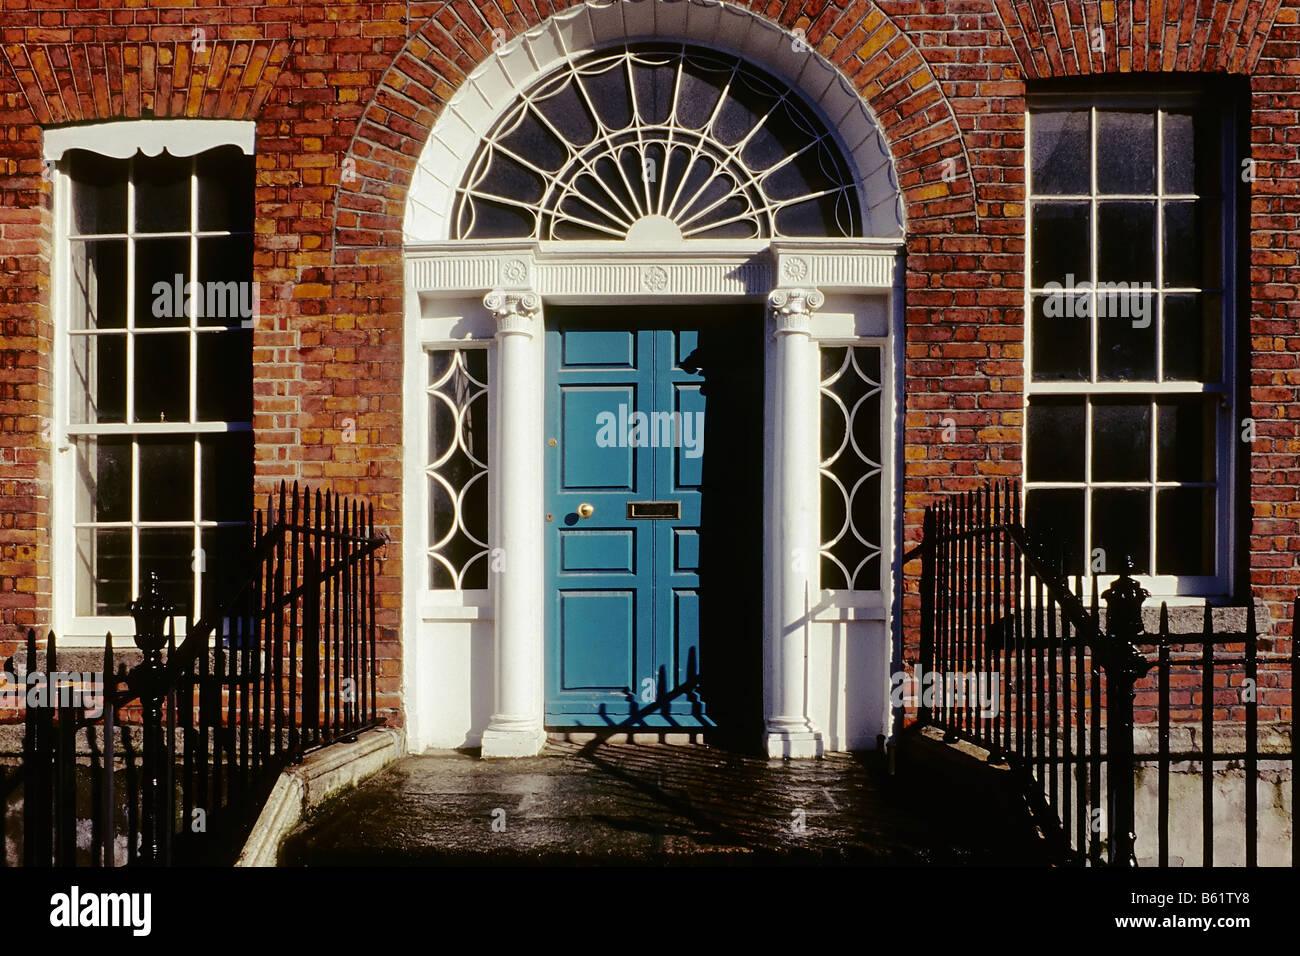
[235,727,404,867]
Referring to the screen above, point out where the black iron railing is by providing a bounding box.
[13,481,386,866]
[905,481,1295,867]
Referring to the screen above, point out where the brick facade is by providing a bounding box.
[1,0,1296,729]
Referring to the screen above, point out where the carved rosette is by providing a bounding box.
[767,287,824,337]
[483,290,541,337]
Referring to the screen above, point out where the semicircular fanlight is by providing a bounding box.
[453,44,863,241]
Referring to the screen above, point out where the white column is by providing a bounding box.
[765,288,824,759]
[480,290,548,758]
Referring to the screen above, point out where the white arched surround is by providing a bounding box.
[401,0,906,757]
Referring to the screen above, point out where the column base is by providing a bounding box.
[480,717,548,758]
[764,721,823,759]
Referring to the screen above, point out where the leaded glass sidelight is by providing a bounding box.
[819,346,883,591]
[426,348,490,589]
[453,44,863,241]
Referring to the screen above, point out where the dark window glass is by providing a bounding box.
[138,438,195,521]
[197,330,253,422]
[1031,110,1090,194]
[134,333,189,423]
[196,146,255,232]
[69,150,128,235]
[73,240,128,330]
[1097,202,1155,283]
[1162,110,1222,197]
[1097,293,1156,381]
[1162,294,1222,382]
[1091,400,1151,482]
[134,152,191,233]
[1025,488,1085,574]
[1164,200,1221,289]
[1156,487,1215,575]
[197,236,255,327]
[135,237,191,328]
[1091,489,1151,574]
[1031,202,1090,287]
[201,432,255,522]
[1157,397,1216,483]
[1096,110,1155,194]
[136,527,193,608]
[1026,398,1085,481]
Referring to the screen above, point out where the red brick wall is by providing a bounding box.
[1,0,1297,729]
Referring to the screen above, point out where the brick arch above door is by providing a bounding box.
[337,0,980,257]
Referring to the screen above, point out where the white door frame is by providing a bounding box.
[401,238,902,755]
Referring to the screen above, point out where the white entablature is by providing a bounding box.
[405,240,903,302]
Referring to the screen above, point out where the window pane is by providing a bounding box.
[200,432,254,522]
[197,146,255,232]
[1030,294,1091,380]
[76,528,131,615]
[1156,487,1215,575]
[1031,110,1090,194]
[1096,110,1155,194]
[1091,488,1151,574]
[1162,110,1222,197]
[134,153,192,233]
[135,237,192,328]
[1025,488,1084,574]
[70,240,127,330]
[1027,397,1085,481]
[1157,396,1217,482]
[1030,202,1090,287]
[1091,401,1151,481]
[200,525,250,617]
[138,437,195,521]
[69,333,126,425]
[69,150,127,235]
[1097,294,1156,381]
[137,528,194,612]
[134,333,190,423]
[74,436,131,523]
[1163,200,1221,289]
[197,330,253,421]
[1162,294,1222,382]
[1098,202,1155,283]
[197,236,255,327]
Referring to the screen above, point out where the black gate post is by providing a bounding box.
[918,506,937,726]
[130,571,172,865]
[1101,556,1151,867]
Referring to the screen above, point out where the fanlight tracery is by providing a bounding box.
[453,44,863,241]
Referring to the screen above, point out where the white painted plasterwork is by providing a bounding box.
[407,240,901,301]
[43,119,256,161]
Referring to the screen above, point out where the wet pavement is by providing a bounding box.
[280,737,1053,866]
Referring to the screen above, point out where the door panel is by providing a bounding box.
[544,307,762,730]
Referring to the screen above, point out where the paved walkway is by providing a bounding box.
[281,738,1052,865]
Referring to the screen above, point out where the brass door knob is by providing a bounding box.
[577,503,595,519]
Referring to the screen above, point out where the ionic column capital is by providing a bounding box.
[484,290,541,338]
[767,287,824,337]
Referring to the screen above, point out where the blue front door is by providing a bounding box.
[544,307,761,729]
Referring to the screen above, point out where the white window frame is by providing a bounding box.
[48,120,256,643]
[1024,91,1238,600]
